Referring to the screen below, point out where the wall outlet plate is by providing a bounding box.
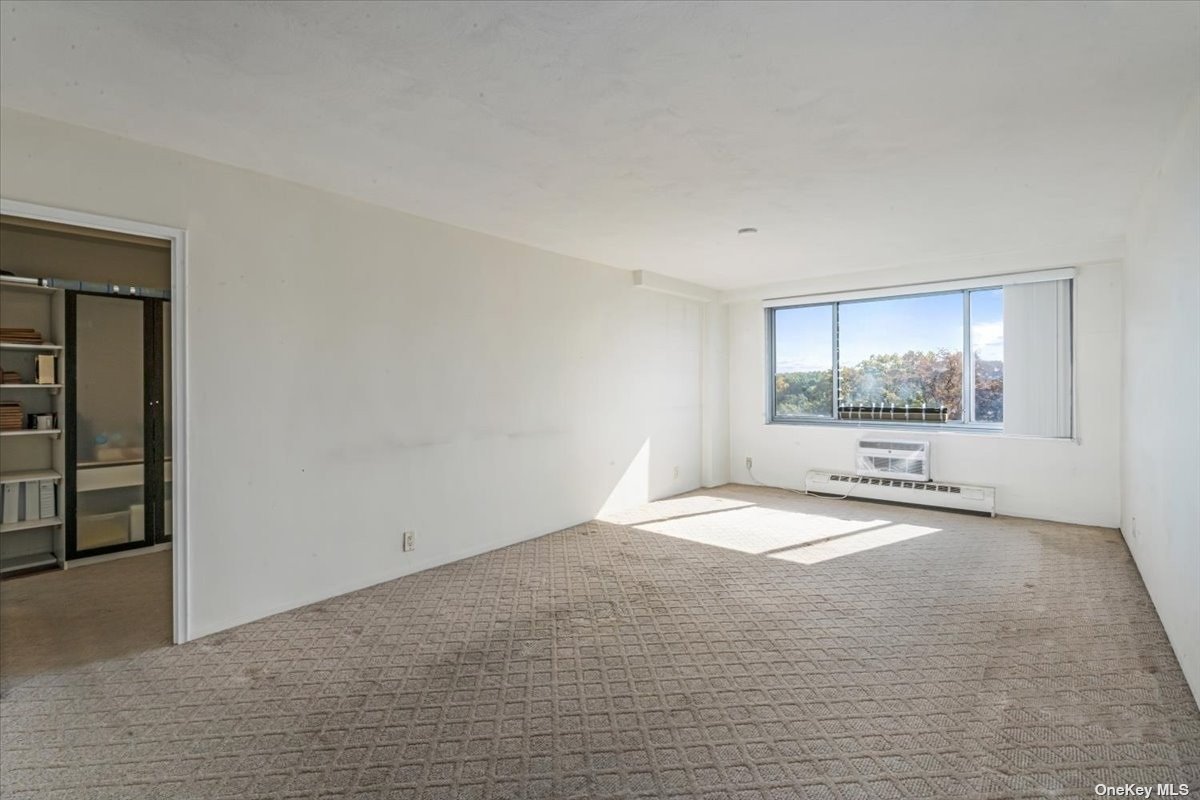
[403,531,415,552]
[745,456,753,470]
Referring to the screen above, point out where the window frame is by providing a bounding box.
[767,285,1006,431]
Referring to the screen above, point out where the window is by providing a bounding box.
[768,278,1071,436]
[773,304,833,418]
[837,292,965,421]
[970,288,1004,423]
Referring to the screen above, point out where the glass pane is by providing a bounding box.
[971,288,1004,423]
[838,292,964,421]
[75,295,144,552]
[163,301,171,460]
[162,301,172,540]
[773,305,833,418]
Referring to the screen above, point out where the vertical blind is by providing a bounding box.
[1002,279,1073,437]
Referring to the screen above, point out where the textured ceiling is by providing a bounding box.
[2,1,1197,289]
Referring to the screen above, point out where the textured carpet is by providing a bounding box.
[1,485,1197,799]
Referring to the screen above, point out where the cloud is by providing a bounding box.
[777,357,830,373]
[972,321,1004,361]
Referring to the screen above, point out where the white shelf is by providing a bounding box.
[79,458,147,468]
[0,469,60,485]
[0,279,57,295]
[78,462,143,493]
[0,342,63,351]
[0,384,62,391]
[0,429,61,438]
[0,552,57,574]
[0,517,63,534]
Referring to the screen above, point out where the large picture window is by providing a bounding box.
[768,278,1072,436]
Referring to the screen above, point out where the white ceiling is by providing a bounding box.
[2,1,1198,290]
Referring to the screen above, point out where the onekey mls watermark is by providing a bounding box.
[1095,786,1190,798]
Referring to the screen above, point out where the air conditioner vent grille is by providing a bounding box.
[862,455,925,475]
[859,440,924,452]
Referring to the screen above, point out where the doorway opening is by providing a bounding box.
[0,204,187,690]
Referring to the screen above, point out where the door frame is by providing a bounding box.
[1,198,190,644]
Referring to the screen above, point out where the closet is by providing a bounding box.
[0,216,171,574]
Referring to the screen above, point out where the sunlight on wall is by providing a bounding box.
[598,439,651,517]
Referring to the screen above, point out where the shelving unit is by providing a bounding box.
[0,469,62,484]
[0,276,66,576]
[0,342,63,351]
[0,281,56,295]
[0,517,64,534]
[0,552,58,575]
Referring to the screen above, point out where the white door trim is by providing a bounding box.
[1,198,191,644]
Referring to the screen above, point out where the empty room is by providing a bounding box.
[0,1,1197,798]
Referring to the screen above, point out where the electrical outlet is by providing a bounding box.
[403,531,415,552]
[1129,516,1137,539]
[673,465,680,480]
[745,456,753,470]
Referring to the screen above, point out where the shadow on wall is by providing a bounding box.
[599,492,942,565]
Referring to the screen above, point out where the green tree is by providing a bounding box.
[974,356,1003,422]
[774,368,833,417]
[840,349,963,419]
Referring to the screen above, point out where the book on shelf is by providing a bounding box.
[35,354,56,384]
[0,328,44,344]
[1,483,18,524]
[0,401,23,431]
[22,481,39,522]
[38,479,56,519]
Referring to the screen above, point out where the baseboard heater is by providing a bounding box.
[804,470,997,516]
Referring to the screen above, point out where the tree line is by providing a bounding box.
[775,349,1003,422]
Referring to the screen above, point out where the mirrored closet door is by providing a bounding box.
[66,292,169,559]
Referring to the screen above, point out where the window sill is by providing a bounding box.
[766,417,1073,440]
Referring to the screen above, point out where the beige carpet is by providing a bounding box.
[0,548,171,691]
[1,485,1197,798]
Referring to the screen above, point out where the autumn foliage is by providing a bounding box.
[775,349,1003,422]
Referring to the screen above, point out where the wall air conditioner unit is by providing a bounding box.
[856,438,930,481]
[805,471,996,516]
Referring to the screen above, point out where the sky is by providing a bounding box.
[775,289,1003,373]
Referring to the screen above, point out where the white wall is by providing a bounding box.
[700,302,730,488]
[727,260,1124,528]
[0,109,704,639]
[1122,97,1200,703]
